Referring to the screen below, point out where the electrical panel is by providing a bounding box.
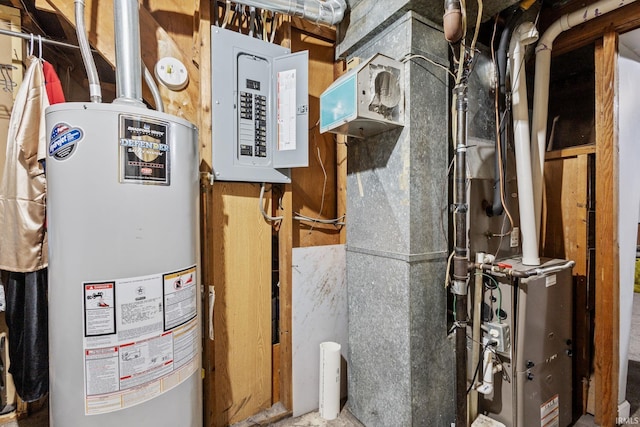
[211,26,309,183]
[320,53,404,138]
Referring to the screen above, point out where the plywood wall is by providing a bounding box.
[210,182,273,426]
[289,25,342,248]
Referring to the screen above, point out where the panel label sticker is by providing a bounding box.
[546,274,557,288]
[540,395,559,427]
[119,115,170,185]
[277,68,297,151]
[49,122,84,160]
[82,266,198,415]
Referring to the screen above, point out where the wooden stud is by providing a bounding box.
[594,32,619,427]
[198,0,212,171]
[278,185,293,411]
[552,2,640,57]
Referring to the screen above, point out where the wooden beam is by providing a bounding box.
[200,175,216,427]
[290,16,336,43]
[34,0,56,13]
[197,3,214,427]
[594,32,619,427]
[545,145,596,161]
[44,0,199,124]
[278,184,293,411]
[197,0,212,170]
[553,2,640,56]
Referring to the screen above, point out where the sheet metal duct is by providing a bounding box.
[234,0,346,25]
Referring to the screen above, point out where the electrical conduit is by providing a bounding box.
[530,0,638,242]
[233,0,346,26]
[74,0,101,103]
[509,21,539,266]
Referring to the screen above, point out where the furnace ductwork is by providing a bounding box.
[234,0,347,26]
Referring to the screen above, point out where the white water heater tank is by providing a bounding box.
[45,102,201,426]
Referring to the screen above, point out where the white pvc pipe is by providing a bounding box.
[234,0,346,26]
[319,342,341,420]
[530,0,639,243]
[510,22,540,266]
[476,349,494,395]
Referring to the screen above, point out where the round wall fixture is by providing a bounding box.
[154,57,189,91]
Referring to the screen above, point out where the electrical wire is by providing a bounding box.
[221,0,232,28]
[259,183,284,223]
[248,6,255,36]
[293,142,345,227]
[401,54,456,79]
[477,272,502,323]
[469,0,483,59]
[270,12,278,43]
[489,15,515,239]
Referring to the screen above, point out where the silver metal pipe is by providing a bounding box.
[0,28,81,50]
[75,0,101,103]
[114,0,143,105]
[234,0,346,26]
[144,66,164,112]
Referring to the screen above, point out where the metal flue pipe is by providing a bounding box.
[75,0,102,102]
[530,0,638,242]
[233,0,347,26]
[114,0,144,105]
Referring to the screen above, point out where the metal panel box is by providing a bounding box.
[211,26,309,183]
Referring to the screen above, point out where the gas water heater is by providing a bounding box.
[46,103,201,426]
[45,1,200,425]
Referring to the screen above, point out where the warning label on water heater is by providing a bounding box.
[119,115,170,185]
[82,266,198,415]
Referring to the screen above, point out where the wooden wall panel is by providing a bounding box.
[290,26,341,248]
[542,153,590,417]
[594,32,619,427]
[542,154,589,275]
[212,183,272,426]
[44,0,200,123]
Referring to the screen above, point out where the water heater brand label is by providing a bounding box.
[119,115,170,185]
[82,266,198,415]
[49,122,84,160]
